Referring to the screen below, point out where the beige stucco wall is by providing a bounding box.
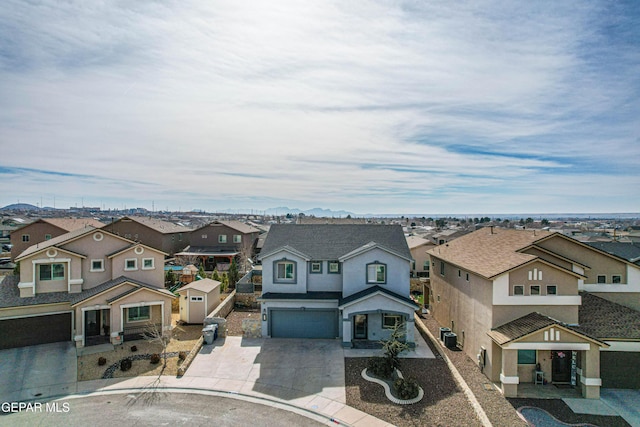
[410,243,434,276]
[508,261,579,296]
[536,235,627,284]
[428,254,496,381]
[493,305,579,327]
[522,247,573,270]
[73,283,137,331]
[18,251,83,294]
[110,246,165,286]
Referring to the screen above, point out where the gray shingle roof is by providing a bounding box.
[488,311,605,346]
[260,291,342,301]
[0,275,71,309]
[70,276,173,305]
[585,242,640,265]
[577,292,640,340]
[260,224,411,261]
[339,285,417,308]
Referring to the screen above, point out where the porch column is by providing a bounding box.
[500,348,519,397]
[342,315,352,348]
[405,316,415,346]
[580,343,602,399]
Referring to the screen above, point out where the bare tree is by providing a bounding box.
[143,322,171,371]
[237,240,254,274]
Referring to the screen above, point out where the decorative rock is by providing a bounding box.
[361,368,424,405]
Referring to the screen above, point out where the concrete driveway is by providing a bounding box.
[185,337,345,404]
[0,342,77,402]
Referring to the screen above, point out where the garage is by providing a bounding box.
[270,309,338,339]
[0,313,72,349]
[601,351,640,389]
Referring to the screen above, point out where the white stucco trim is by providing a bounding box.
[580,265,640,292]
[601,341,640,352]
[339,290,417,310]
[69,278,84,285]
[17,281,34,289]
[579,376,602,386]
[500,374,520,384]
[504,342,590,350]
[31,257,73,294]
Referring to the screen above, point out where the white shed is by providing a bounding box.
[177,278,221,324]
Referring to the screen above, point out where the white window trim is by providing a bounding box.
[367,263,386,284]
[233,234,242,243]
[90,259,105,272]
[124,258,138,271]
[546,285,557,295]
[310,261,322,273]
[530,285,541,295]
[142,258,155,270]
[382,313,402,329]
[513,285,524,296]
[127,306,151,322]
[190,296,204,302]
[219,234,227,243]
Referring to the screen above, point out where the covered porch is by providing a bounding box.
[488,312,608,399]
[339,286,418,348]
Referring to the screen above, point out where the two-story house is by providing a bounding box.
[427,227,640,398]
[104,216,191,256]
[258,224,417,347]
[10,217,104,261]
[0,226,175,349]
[177,220,261,272]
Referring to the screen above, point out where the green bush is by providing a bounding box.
[368,356,393,379]
[393,377,420,400]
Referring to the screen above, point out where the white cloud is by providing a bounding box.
[0,0,638,214]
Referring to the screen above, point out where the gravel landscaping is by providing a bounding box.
[225,307,260,336]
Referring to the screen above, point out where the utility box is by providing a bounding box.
[444,332,457,348]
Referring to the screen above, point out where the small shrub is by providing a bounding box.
[98,357,107,366]
[130,345,137,352]
[393,377,420,400]
[120,358,132,371]
[178,351,187,361]
[150,353,161,364]
[368,356,393,379]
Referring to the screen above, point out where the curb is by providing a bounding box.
[414,313,493,427]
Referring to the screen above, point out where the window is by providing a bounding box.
[367,263,386,284]
[219,235,227,243]
[127,306,150,322]
[45,234,52,240]
[233,235,241,243]
[382,313,402,329]
[547,285,557,295]
[39,263,64,281]
[125,233,132,239]
[22,234,29,242]
[190,296,203,302]
[90,259,104,272]
[513,285,524,295]
[424,262,430,278]
[328,261,340,274]
[310,261,322,273]
[465,273,469,282]
[612,275,622,284]
[179,233,183,241]
[517,350,536,364]
[125,258,138,271]
[531,285,540,295]
[275,260,295,282]
[142,258,155,270]
[440,261,445,276]
[597,275,606,284]
[201,234,208,239]
[458,269,461,277]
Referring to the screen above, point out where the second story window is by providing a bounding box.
[328,261,340,274]
[125,259,138,271]
[45,234,52,240]
[530,285,541,295]
[440,261,445,276]
[22,234,30,242]
[612,275,622,284]
[597,275,606,283]
[547,285,557,295]
[233,235,242,243]
[275,260,296,282]
[367,262,386,284]
[310,261,322,273]
[513,285,524,295]
[219,235,227,243]
[142,258,155,270]
[91,259,104,272]
[39,263,64,281]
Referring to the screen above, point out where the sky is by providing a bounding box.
[0,1,639,215]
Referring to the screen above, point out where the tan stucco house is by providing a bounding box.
[0,226,175,349]
[427,227,640,398]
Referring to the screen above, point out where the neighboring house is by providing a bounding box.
[431,229,467,245]
[104,216,191,256]
[427,227,640,398]
[258,224,417,347]
[10,217,104,261]
[406,235,435,278]
[177,220,261,272]
[0,227,175,349]
[177,278,221,324]
[585,241,640,267]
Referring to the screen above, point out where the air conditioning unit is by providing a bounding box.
[444,332,457,348]
[439,327,451,342]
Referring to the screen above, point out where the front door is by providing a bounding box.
[85,310,101,337]
[552,351,571,383]
[354,314,367,339]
